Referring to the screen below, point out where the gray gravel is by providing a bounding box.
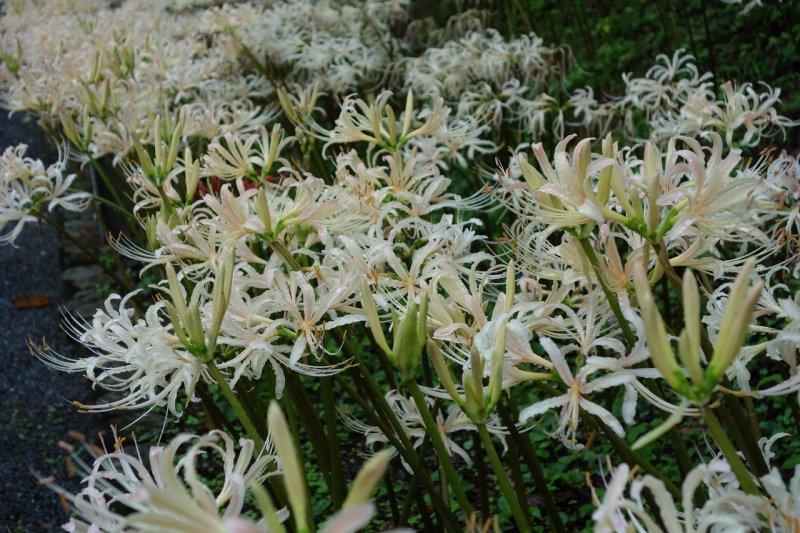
[0,113,107,530]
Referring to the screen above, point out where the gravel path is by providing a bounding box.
[0,113,107,531]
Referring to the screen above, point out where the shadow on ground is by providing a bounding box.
[0,112,109,531]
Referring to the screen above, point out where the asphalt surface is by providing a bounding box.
[0,112,107,530]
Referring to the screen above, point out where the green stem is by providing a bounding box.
[384,465,400,526]
[577,236,636,347]
[350,364,459,530]
[268,240,302,270]
[90,193,136,220]
[717,397,769,477]
[585,413,682,499]
[476,423,531,532]
[207,359,289,509]
[701,406,760,495]
[267,237,457,528]
[321,377,346,507]
[331,365,458,531]
[196,382,235,434]
[499,402,565,533]
[654,241,767,478]
[650,383,694,479]
[284,373,337,502]
[207,359,265,448]
[505,431,529,522]
[471,432,490,523]
[236,378,268,438]
[406,378,473,519]
[89,157,128,214]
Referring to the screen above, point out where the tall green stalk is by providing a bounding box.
[346,355,460,531]
[268,229,458,528]
[579,235,693,481]
[576,236,636,346]
[498,402,565,533]
[476,423,531,532]
[321,377,346,507]
[653,240,766,477]
[406,378,473,519]
[331,361,459,530]
[207,358,265,448]
[89,157,130,218]
[583,412,682,499]
[701,406,760,494]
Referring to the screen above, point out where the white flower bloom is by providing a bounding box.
[592,460,800,532]
[519,337,631,449]
[0,144,90,245]
[49,430,281,533]
[33,292,202,416]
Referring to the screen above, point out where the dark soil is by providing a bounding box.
[0,112,109,531]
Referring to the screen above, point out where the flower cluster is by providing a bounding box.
[1,1,798,530]
[0,144,89,244]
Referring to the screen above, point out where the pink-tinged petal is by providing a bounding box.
[540,336,573,382]
[579,399,624,436]
[577,199,604,223]
[289,336,307,366]
[518,395,569,424]
[324,314,365,330]
[221,517,267,533]
[585,373,634,393]
[320,503,375,533]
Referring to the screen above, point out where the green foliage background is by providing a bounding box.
[415,0,800,146]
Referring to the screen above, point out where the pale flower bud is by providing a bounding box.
[428,340,464,412]
[633,264,684,392]
[183,146,200,202]
[268,401,309,533]
[393,292,429,379]
[707,259,763,384]
[360,282,391,358]
[679,269,704,384]
[255,188,273,235]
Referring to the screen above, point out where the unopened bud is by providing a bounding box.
[707,260,762,385]
[267,402,308,532]
[633,264,684,392]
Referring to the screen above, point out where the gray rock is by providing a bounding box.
[63,287,107,318]
[62,264,113,291]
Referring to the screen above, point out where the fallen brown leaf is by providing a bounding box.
[11,294,50,309]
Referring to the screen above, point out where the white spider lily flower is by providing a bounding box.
[592,460,800,532]
[197,182,266,255]
[49,430,281,533]
[514,135,617,229]
[0,144,90,245]
[659,133,762,242]
[519,337,631,449]
[274,271,364,365]
[312,90,448,153]
[216,269,350,397]
[201,126,294,182]
[276,82,324,124]
[272,175,368,235]
[202,131,260,181]
[32,292,202,416]
[590,463,633,532]
[250,124,294,176]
